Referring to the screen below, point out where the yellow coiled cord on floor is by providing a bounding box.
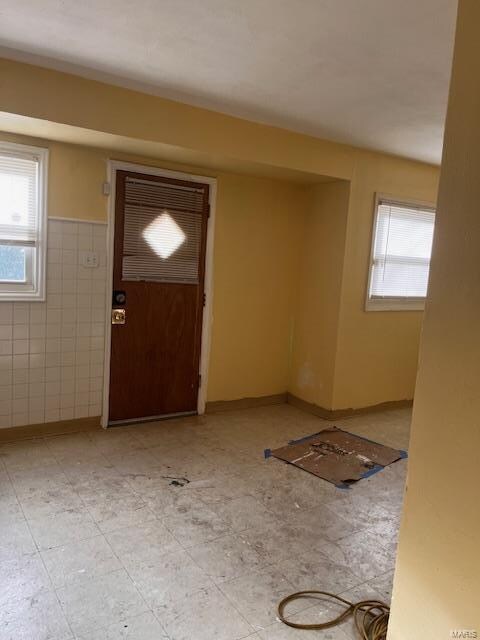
[278,590,390,640]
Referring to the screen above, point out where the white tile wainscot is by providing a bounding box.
[0,218,108,428]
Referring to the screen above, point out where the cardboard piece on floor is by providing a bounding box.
[269,427,405,488]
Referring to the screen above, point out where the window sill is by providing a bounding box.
[0,290,45,303]
[365,298,426,312]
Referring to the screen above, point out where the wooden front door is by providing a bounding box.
[108,170,209,424]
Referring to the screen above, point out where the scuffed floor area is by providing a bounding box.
[0,403,409,640]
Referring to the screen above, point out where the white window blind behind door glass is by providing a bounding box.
[122,177,205,284]
[368,198,435,308]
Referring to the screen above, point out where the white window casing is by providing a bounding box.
[366,194,436,311]
[0,141,48,301]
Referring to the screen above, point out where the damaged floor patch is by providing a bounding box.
[267,427,406,488]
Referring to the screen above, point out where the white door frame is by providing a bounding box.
[101,160,217,428]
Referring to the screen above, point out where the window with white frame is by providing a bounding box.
[366,195,436,311]
[0,142,48,300]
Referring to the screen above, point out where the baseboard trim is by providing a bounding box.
[0,417,102,443]
[206,393,287,413]
[205,392,413,418]
[286,393,413,420]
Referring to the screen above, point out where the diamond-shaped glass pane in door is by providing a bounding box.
[143,212,186,259]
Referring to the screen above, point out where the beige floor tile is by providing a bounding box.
[283,503,364,542]
[121,468,172,498]
[277,553,361,594]
[325,493,393,530]
[163,503,231,547]
[0,439,58,472]
[86,429,146,457]
[156,584,254,640]
[148,446,218,480]
[45,433,104,463]
[8,463,72,498]
[185,471,253,504]
[61,457,120,484]
[105,521,182,570]
[210,495,279,532]
[56,568,148,636]
[131,424,188,449]
[73,476,134,503]
[361,526,398,557]
[85,494,157,533]
[365,515,401,545]
[143,485,203,518]
[41,534,121,587]
[219,566,304,630]
[0,590,72,640]
[238,522,313,565]
[339,581,387,602]
[302,535,391,585]
[0,466,14,495]
[0,492,25,524]
[76,611,168,639]
[18,486,85,520]
[0,519,37,562]
[366,569,395,602]
[254,481,336,519]
[258,620,351,639]
[0,552,52,608]
[188,532,266,583]
[128,548,214,608]
[333,531,396,581]
[28,508,101,550]
[105,449,163,476]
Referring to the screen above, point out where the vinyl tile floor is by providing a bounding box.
[0,403,409,640]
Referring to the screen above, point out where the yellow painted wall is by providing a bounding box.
[209,174,305,401]
[0,58,441,409]
[48,143,107,221]
[333,153,439,409]
[289,181,350,408]
[389,2,479,636]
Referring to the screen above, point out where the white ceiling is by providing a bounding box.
[0,0,458,164]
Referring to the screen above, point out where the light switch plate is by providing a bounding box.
[80,251,99,268]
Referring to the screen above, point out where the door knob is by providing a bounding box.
[111,309,126,325]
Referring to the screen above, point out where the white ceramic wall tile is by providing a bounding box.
[0,219,108,429]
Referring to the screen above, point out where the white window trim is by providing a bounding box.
[365,193,436,312]
[0,141,48,302]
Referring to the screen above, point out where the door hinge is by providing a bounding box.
[203,293,206,307]
[102,181,111,196]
